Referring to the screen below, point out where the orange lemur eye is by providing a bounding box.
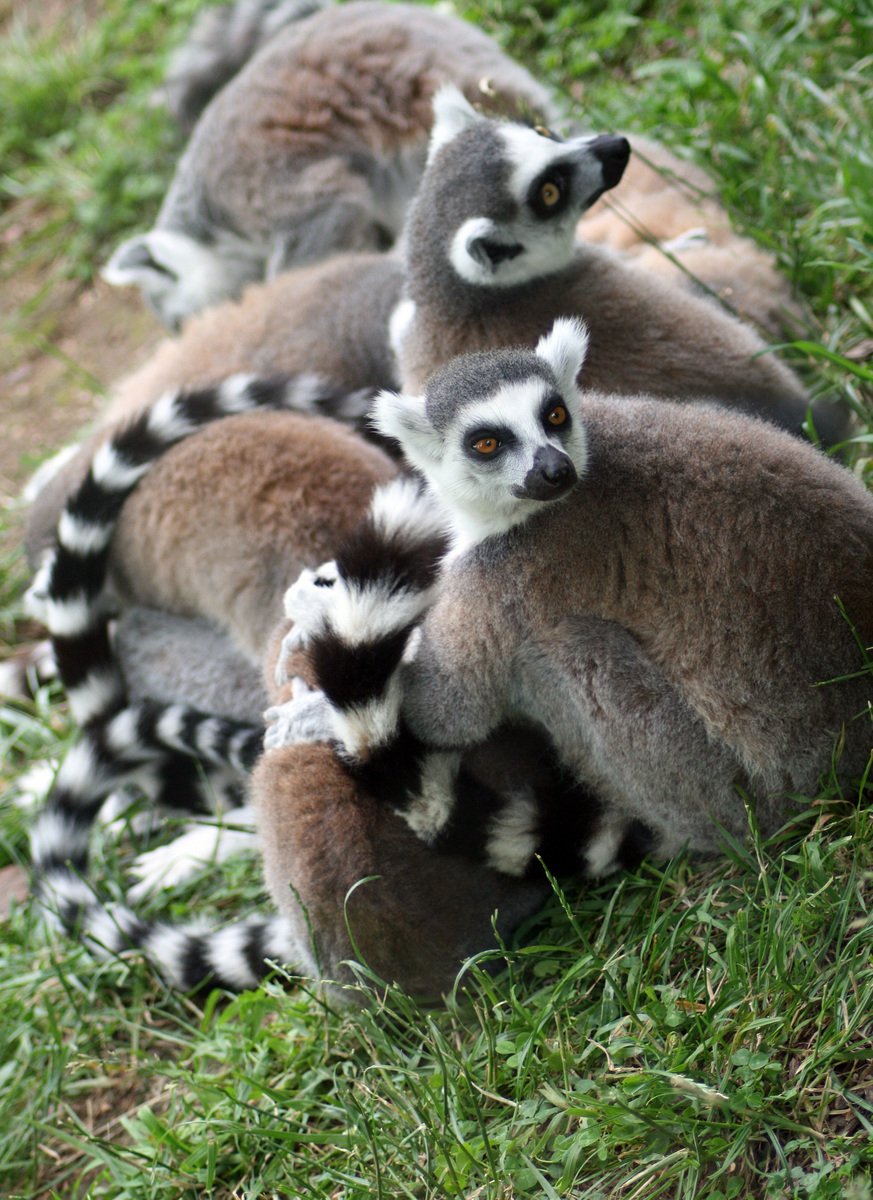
[472,436,500,455]
[534,125,553,138]
[540,180,562,207]
[547,404,567,426]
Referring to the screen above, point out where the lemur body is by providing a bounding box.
[277,321,872,876]
[158,0,330,132]
[104,1,557,328]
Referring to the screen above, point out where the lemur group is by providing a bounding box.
[14,0,872,1002]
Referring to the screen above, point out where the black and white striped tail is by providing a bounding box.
[36,373,375,726]
[29,371,369,987]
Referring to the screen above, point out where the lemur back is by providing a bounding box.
[105,1,558,328]
[158,0,330,132]
[278,320,871,879]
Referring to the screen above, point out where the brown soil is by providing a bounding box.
[0,199,163,546]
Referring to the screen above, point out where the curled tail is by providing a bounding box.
[30,372,371,990]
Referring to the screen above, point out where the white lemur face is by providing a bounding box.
[427,85,630,288]
[373,318,590,543]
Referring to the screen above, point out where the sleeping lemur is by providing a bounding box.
[104,1,558,329]
[271,318,872,877]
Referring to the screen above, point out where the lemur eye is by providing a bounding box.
[546,404,567,426]
[472,435,500,455]
[540,179,563,208]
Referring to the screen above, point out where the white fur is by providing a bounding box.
[68,669,124,725]
[330,675,405,758]
[145,388,199,441]
[57,510,115,556]
[91,440,153,491]
[368,476,446,544]
[500,126,608,216]
[388,297,417,361]
[535,317,590,394]
[485,792,540,876]
[329,580,433,647]
[30,808,95,871]
[401,752,462,842]
[128,805,258,901]
[427,84,480,164]
[44,592,95,639]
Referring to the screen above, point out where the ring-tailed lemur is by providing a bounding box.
[29,373,398,992]
[392,86,841,442]
[104,1,559,329]
[25,392,600,998]
[270,319,873,877]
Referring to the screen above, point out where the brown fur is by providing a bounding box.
[24,253,402,566]
[397,391,872,852]
[111,409,398,660]
[252,740,547,999]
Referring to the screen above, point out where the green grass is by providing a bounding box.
[1,0,872,1196]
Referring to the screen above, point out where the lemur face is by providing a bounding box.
[424,86,630,289]
[373,319,591,543]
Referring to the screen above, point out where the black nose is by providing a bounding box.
[515,446,578,501]
[588,135,631,188]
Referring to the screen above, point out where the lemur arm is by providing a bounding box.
[269,479,516,851]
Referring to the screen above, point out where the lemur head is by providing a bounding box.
[405,85,629,300]
[373,318,590,544]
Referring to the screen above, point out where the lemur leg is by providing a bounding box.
[521,616,756,859]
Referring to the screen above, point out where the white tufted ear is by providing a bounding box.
[535,317,590,393]
[371,391,443,470]
[427,83,481,164]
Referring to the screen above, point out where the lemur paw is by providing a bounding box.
[127,805,258,901]
[264,677,336,749]
[275,561,341,683]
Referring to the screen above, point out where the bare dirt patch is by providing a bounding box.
[1,199,163,556]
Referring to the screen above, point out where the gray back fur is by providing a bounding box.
[106,2,557,327]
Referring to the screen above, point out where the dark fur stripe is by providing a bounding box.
[344,719,428,812]
[310,623,417,711]
[52,627,115,691]
[530,773,604,879]
[615,820,657,871]
[337,524,448,595]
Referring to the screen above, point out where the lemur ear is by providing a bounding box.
[371,391,443,466]
[535,317,590,394]
[428,84,481,164]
